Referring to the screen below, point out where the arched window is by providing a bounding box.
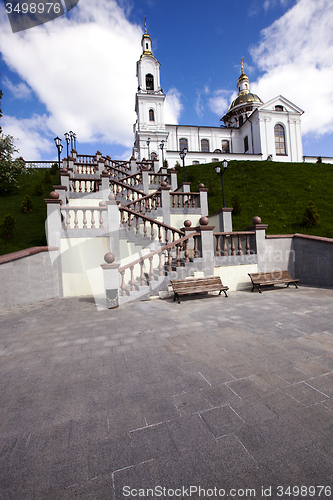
[149,109,155,121]
[274,124,286,155]
[179,138,188,151]
[222,140,230,153]
[201,139,209,152]
[146,73,154,90]
[244,136,249,152]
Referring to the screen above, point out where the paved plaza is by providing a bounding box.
[1,286,333,499]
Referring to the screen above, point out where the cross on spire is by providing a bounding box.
[240,56,244,74]
[144,15,147,34]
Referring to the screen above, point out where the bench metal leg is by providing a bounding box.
[219,289,228,297]
[173,293,180,304]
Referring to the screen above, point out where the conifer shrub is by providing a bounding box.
[33,182,43,196]
[231,194,242,216]
[316,156,322,164]
[22,194,33,213]
[0,214,15,239]
[50,163,58,175]
[302,200,319,227]
[163,159,169,169]
[43,170,52,183]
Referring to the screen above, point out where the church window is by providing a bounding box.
[192,161,199,165]
[146,43,148,49]
[179,138,188,151]
[244,136,249,152]
[239,115,244,127]
[149,109,155,121]
[201,139,209,152]
[275,105,284,112]
[275,124,286,155]
[151,152,157,160]
[222,140,230,153]
[146,73,154,90]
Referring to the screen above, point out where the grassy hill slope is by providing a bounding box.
[178,160,333,237]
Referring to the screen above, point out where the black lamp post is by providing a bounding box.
[73,133,77,150]
[64,132,70,166]
[159,140,165,167]
[146,137,151,160]
[69,131,74,151]
[179,147,188,183]
[54,136,63,185]
[215,159,228,207]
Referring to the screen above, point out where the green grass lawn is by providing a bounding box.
[0,168,58,255]
[178,160,333,237]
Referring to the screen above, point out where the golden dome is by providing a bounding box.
[228,92,263,112]
[238,73,249,83]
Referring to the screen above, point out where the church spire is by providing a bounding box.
[141,16,152,55]
[237,56,250,95]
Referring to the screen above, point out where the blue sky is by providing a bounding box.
[0,0,332,160]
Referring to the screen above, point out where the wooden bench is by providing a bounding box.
[171,276,228,304]
[248,270,299,293]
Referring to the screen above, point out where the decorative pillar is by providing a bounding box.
[180,182,191,193]
[130,156,137,175]
[101,252,120,309]
[195,216,215,276]
[106,193,121,261]
[67,155,75,174]
[71,149,77,160]
[246,216,269,272]
[101,169,110,201]
[198,183,209,217]
[160,182,171,226]
[96,150,102,162]
[218,208,233,232]
[60,168,70,193]
[97,157,105,175]
[44,191,63,296]
[141,167,149,194]
[53,185,68,205]
[170,168,178,192]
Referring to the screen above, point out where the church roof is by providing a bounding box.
[228,92,263,111]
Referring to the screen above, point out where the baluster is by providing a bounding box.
[194,235,199,258]
[184,239,189,263]
[79,180,82,193]
[215,234,221,257]
[238,235,243,255]
[85,180,89,193]
[158,252,163,276]
[231,235,236,256]
[246,235,251,255]
[165,229,169,246]
[128,212,132,230]
[156,195,160,208]
[82,209,87,229]
[91,209,96,229]
[74,209,79,229]
[120,210,125,227]
[172,231,175,242]
[177,195,181,208]
[167,248,172,271]
[158,226,162,243]
[136,215,140,234]
[172,194,176,208]
[99,210,104,229]
[66,210,71,229]
[143,219,147,237]
[150,221,155,240]
[176,244,181,267]
[192,195,196,208]
[223,235,228,256]
[130,266,136,291]
[120,271,127,296]
[140,261,145,286]
[149,256,155,281]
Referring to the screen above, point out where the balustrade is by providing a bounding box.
[70,178,98,193]
[74,162,97,175]
[171,192,199,209]
[123,191,161,213]
[61,206,106,230]
[214,232,254,257]
[76,155,96,164]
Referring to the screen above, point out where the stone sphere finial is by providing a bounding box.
[96,150,102,155]
[184,220,192,228]
[104,252,115,264]
[102,169,108,175]
[99,201,106,207]
[252,216,262,225]
[50,191,59,199]
[161,181,167,187]
[108,192,116,201]
[198,183,205,189]
[61,168,68,174]
[199,216,209,226]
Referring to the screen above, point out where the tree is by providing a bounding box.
[303,200,319,227]
[0,214,15,239]
[0,134,26,193]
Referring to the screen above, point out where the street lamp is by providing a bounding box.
[146,137,151,160]
[159,140,165,167]
[64,132,70,166]
[54,136,63,185]
[69,131,74,151]
[215,159,228,207]
[73,133,77,150]
[179,147,188,183]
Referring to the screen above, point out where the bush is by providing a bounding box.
[0,214,15,239]
[33,182,43,196]
[0,134,26,193]
[303,200,319,227]
[231,194,242,216]
[22,194,33,213]
[44,170,52,183]
[316,156,322,164]
[163,159,169,169]
[50,163,58,175]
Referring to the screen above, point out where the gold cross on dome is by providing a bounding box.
[240,56,244,73]
[144,15,147,33]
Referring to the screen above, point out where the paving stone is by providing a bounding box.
[282,381,329,405]
[172,390,212,415]
[200,404,244,438]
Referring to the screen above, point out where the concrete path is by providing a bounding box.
[0,286,333,499]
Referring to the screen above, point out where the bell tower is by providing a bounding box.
[133,17,168,165]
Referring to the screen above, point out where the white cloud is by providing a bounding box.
[208,90,235,118]
[250,0,333,136]
[2,76,32,99]
[165,88,183,124]
[263,0,291,11]
[1,114,55,159]
[0,0,142,154]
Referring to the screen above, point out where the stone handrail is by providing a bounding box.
[70,177,98,193]
[76,155,96,164]
[115,172,142,187]
[118,231,200,295]
[170,192,200,209]
[61,206,107,229]
[120,206,184,244]
[74,162,97,175]
[104,157,131,172]
[105,164,132,181]
[122,189,161,213]
[24,161,55,169]
[214,231,255,256]
[109,178,146,202]
[149,172,171,185]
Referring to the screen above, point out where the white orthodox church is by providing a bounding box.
[133,23,305,168]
